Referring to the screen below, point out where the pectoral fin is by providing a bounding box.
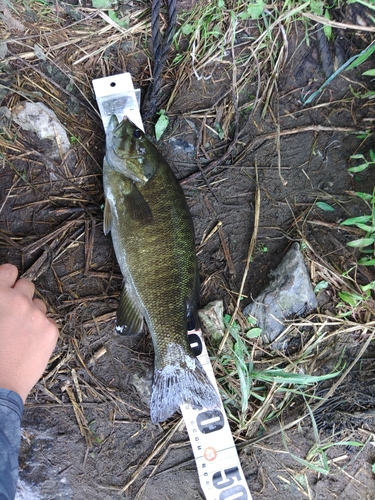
[124,184,153,223]
[103,200,112,235]
[116,283,144,336]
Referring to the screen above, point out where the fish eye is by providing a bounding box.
[133,129,142,139]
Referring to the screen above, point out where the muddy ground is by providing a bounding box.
[1,1,375,499]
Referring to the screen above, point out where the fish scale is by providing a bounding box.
[122,166,194,357]
[103,115,220,423]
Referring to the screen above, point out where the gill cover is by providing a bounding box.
[105,115,157,183]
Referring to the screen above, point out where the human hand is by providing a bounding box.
[0,263,59,402]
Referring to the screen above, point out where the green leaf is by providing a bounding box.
[372,463,375,474]
[347,238,375,248]
[249,369,340,385]
[223,314,232,325]
[316,201,335,211]
[355,133,371,139]
[286,451,330,475]
[338,291,362,307]
[354,223,375,232]
[363,69,375,76]
[358,257,375,266]
[323,10,332,39]
[310,0,323,15]
[323,21,332,40]
[348,163,369,173]
[361,281,375,292]
[247,315,257,326]
[341,215,372,226]
[246,327,262,339]
[108,10,129,28]
[331,440,363,448]
[314,280,328,293]
[239,1,265,20]
[154,110,169,141]
[92,0,112,8]
[355,191,373,201]
[181,23,194,36]
[346,43,375,71]
[215,123,225,140]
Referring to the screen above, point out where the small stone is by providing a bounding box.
[243,242,317,349]
[0,106,11,127]
[12,101,70,161]
[198,300,233,351]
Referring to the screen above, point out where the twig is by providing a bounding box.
[119,418,184,494]
[303,12,375,32]
[218,224,236,276]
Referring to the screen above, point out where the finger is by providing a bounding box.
[32,298,47,314]
[47,319,59,341]
[44,318,60,345]
[13,278,35,298]
[0,263,19,288]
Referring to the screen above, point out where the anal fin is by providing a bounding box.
[116,283,144,336]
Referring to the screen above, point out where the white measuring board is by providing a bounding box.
[184,328,252,500]
[93,72,252,500]
[92,73,143,132]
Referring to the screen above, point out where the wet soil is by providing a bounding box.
[1,1,375,499]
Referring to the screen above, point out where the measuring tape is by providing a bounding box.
[184,328,252,499]
[93,73,252,500]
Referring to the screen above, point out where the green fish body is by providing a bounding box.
[103,115,219,423]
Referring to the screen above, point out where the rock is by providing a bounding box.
[130,370,153,407]
[198,300,233,351]
[243,242,317,349]
[168,136,195,154]
[0,106,11,127]
[0,0,25,32]
[17,428,73,500]
[12,101,70,161]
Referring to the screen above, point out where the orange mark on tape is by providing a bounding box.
[204,447,217,461]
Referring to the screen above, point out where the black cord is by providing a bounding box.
[141,0,177,120]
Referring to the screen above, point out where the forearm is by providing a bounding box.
[0,389,23,500]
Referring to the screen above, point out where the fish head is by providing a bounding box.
[105,115,157,184]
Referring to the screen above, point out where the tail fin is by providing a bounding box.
[150,349,220,424]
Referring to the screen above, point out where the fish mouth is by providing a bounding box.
[107,114,135,137]
[112,116,129,135]
[113,115,139,135]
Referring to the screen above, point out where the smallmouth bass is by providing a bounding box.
[103,115,220,423]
